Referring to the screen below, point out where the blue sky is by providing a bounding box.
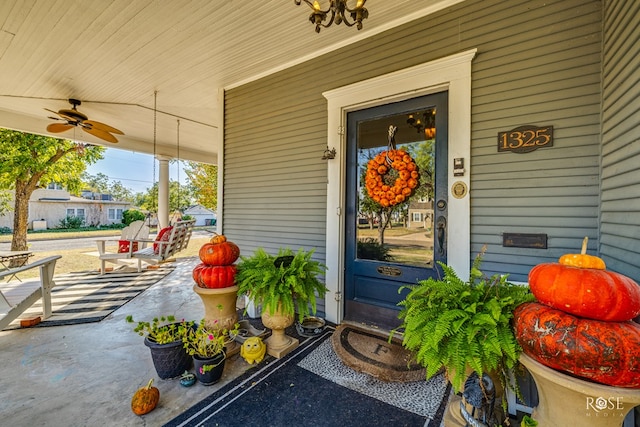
[85,147,187,194]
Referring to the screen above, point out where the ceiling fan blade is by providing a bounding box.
[58,108,88,121]
[46,123,74,133]
[84,120,124,135]
[44,108,69,120]
[82,126,119,143]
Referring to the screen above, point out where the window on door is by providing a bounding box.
[355,107,438,268]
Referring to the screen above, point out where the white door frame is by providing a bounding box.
[322,49,477,324]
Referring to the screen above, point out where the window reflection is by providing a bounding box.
[355,108,436,268]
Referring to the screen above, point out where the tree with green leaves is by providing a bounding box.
[184,161,217,211]
[82,172,110,193]
[0,129,104,252]
[135,180,193,214]
[82,172,134,202]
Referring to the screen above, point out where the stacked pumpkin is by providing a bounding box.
[514,237,640,388]
[192,234,240,289]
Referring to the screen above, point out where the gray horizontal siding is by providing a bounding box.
[469,0,602,281]
[224,0,604,286]
[600,0,640,283]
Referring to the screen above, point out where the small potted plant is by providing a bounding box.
[182,319,239,385]
[392,247,535,420]
[126,314,195,379]
[235,247,328,358]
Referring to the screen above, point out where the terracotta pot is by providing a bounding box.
[520,353,640,427]
[261,304,299,358]
[192,284,239,331]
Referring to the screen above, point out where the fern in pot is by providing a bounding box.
[393,248,535,415]
[235,247,328,357]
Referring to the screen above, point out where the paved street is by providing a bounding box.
[0,229,213,252]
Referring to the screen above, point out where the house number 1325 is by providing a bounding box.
[498,125,553,153]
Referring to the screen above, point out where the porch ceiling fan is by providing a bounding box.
[45,98,124,143]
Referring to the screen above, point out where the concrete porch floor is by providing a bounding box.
[0,257,251,427]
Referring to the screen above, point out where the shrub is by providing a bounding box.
[357,238,393,261]
[122,209,146,225]
[58,215,84,229]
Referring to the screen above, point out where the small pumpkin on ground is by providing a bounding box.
[529,237,640,322]
[514,302,640,388]
[131,379,160,415]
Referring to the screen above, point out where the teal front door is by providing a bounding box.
[344,92,449,329]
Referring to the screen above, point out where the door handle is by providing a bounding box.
[437,216,447,256]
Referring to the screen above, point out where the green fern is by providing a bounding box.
[235,247,328,322]
[393,247,536,408]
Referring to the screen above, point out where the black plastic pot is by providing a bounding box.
[144,337,192,379]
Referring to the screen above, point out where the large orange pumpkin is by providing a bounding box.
[529,262,640,322]
[199,241,240,266]
[192,263,236,288]
[514,302,640,388]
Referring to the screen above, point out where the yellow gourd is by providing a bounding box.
[558,237,606,270]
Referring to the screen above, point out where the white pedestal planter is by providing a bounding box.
[520,353,640,427]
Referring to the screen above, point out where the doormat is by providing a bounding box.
[165,327,451,427]
[331,323,427,382]
[5,267,175,329]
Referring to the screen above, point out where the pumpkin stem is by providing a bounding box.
[145,378,154,390]
[581,236,588,255]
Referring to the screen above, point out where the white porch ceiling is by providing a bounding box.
[0,0,458,163]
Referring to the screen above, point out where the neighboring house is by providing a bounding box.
[183,204,216,226]
[407,199,433,232]
[0,186,131,230]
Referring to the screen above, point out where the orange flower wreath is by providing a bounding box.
[365,149,419,207]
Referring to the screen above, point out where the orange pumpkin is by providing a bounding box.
[193,263,237,288]
[558,236,606,269]
[529,237,640,322]
[514,302,640,388]
[131,379,160,415]
[199,241,240,266]
[210,233,227,244]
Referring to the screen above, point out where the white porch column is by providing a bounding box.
[157,155,171,229]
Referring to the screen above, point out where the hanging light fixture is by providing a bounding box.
[295,0,368,33]
[407,109,436,139]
